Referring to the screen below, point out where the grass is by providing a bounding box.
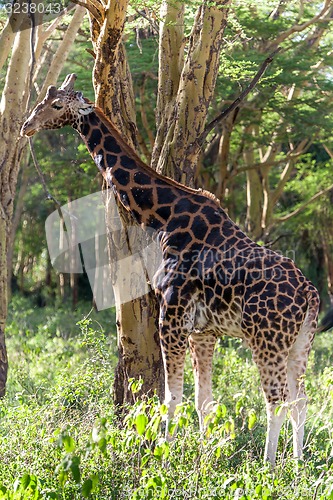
[0,295,333,498]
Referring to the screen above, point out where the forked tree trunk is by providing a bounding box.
[87,0,164,405]
[152,0,231,184]
[84,0,231,406]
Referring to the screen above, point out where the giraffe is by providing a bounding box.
[21,74,320,465]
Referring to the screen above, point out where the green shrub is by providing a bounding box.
[1,296,333,498]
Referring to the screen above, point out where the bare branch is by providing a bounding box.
[271,138,312,206]
[0,17,20,71]
[28,138,76,227]
[233,150,306,176]
[323,144,333,159]
[275,184,333,223]
[36,6,86,103]
[135,8,159,34]
[40,2,77,41]
[199,47,281,146]
[268,0,332,49]
[265,232,292,248]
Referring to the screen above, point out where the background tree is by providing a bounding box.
[0,3,85,395]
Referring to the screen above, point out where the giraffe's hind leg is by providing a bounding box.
[287,322,315,460]
[188,332,216,431]
[251,347,289,465]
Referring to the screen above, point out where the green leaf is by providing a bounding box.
[248,409,257,430]
[154,445,163,460]
[178,416,188,428]
[58,470,68,488]
[20,474,31,490]
[81,479,93,498]
[98,437,107,453]
[216,404,227,419]
[141,454,150,467]
[160,404,168,416]
[63,435,76,453]
[135,413,148,436]
[70,456,81,484]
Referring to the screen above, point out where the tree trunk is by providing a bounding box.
[322,234,333,305]
[7,153,30,299]
[0,14,31,396]
[84,0,231,406]
[87,0,164,406]
[151,0,185,171]
[0,6,85,395]
[243,126,263,239]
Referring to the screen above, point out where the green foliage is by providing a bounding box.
[1,298,333,498]
[10,0,333,308]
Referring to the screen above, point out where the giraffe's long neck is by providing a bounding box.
[75,108,184,232]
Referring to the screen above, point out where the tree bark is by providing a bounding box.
[153,0,231,185]
[0,14,32,396]
[86,0,164,406]
[151,0,185,171]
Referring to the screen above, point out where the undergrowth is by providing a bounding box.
[0,295,333,499]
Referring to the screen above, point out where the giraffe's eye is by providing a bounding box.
[51,101,63,110]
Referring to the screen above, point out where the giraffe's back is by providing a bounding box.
[198,243,311,345]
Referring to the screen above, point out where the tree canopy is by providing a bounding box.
[2,0,331,309]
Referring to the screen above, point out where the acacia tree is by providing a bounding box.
[72,0,231,405]
[0,4,85,396]
[194,0,333,241]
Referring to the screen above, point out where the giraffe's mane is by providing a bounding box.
[91,104,221,207]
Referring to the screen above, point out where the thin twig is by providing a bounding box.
[198,47,281,146]
[265,233,292,248]
[28,138,77,223]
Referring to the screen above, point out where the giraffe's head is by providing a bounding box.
[21,74,93,137]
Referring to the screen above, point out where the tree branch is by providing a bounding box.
[71,0,103,24]
[198,47,281,146]
[268,0,332,48]
[233,150,306,176]
[275,184,333,223]
[38,3,77,43]
[28,138,76,226]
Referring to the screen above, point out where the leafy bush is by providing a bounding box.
[1,297,333,499]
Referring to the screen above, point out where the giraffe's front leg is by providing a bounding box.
[159,318,188,438]
[188,332,216,432]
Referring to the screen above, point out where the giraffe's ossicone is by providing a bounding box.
[21,74,321,466]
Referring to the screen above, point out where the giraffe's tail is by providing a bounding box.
[303,283,320,335]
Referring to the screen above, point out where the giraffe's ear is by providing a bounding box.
[76,93,93,115]
[78,102,94,115]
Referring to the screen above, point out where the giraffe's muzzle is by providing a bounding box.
[20,120,37,137]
